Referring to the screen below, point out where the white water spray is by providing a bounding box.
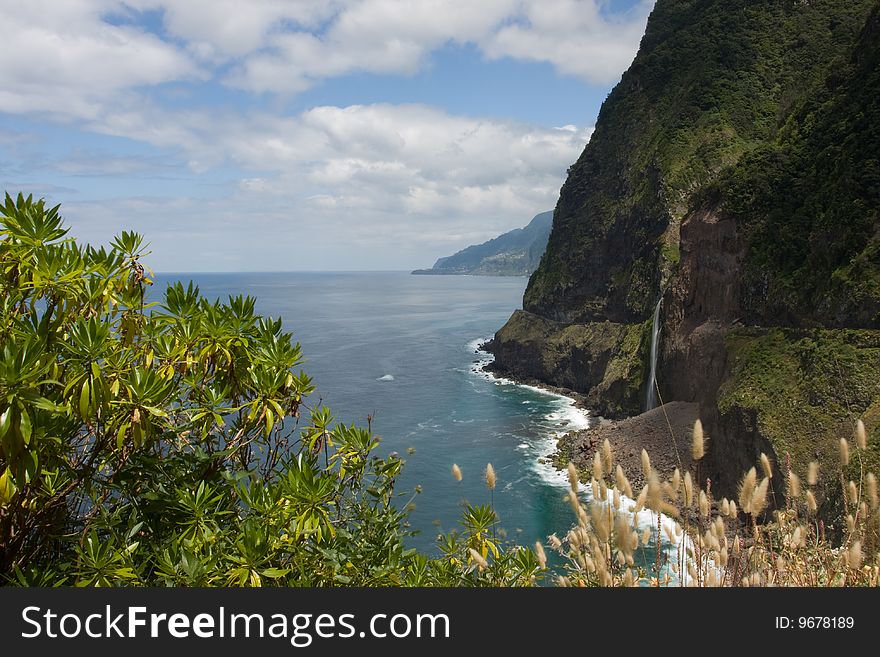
[645,298,662,411]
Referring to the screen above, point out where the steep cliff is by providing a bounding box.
[491,0,880,503]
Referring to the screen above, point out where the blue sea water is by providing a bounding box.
[155,271,590,555]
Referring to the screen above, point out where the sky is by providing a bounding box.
[0,0,655,271]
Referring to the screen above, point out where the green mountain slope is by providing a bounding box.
[490,0,880,505]
[412,210,552,276]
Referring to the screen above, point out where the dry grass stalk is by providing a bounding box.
[567,462,579,493]
[760,453,773,479]
[602,439,613,476]
[739,467,757,514]
[788,471,801,499]
[485,463,496,491]
[641,449,651,478]
[468,548,488,570]
[856,419,867,451]
[806,490,818,515]
[692,419,704,461]
[535,541,547,569]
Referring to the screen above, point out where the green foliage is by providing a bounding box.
[525,0,877,324]
[719,327,880,506]
[0,192,544,587]
[716,2,880,327]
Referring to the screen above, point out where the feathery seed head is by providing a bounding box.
[788,471,801,499]
[692,419,705,461]
[684,471,694,507]
[839,438,850,467]
[593,451,603,483]
[699,490,710,519]
[760,453,773,479]
[485,463,496,490]
[849,541,863,570]
[452,464,462,482]
[615,465,630,497]
[596,479,608,502]
[641,449,651,477]
[806,490,818,514]
[867,473,878,511]
[614,515,634,556]
[567,489,579,514]
[856,419,867,451]
[567,462,579,493]
[602,439,613,475]
[751,477,770,517]
[584,555,596,574]
[808,461,819,486]
[739,467,757,514]
[535,541,547,569]
[848,480,859,506]
[647,471,663,512]
[591,504,611,542]
[468,548,488,570]
[635,485,648,513]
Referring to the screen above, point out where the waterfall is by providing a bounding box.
[645,298,662,411]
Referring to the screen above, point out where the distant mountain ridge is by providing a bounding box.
[412,211,553,276]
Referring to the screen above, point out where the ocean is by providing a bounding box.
[154,271,591,556]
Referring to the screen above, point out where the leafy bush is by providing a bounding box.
[0,193,542,587]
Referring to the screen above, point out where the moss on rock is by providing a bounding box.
[718,327,880,503]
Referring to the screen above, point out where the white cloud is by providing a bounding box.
[0,0,653,109]
[484,0,654,83]
[225,0,652,92]
[0,0,202,120]
[49,102,590,269]
[0,0,648,268]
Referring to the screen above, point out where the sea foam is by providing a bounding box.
[467,335,693,584]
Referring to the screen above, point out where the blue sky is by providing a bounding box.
[0,0,654,271]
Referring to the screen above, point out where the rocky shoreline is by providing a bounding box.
[477,337,593,410]
[477,338,703,492]
[552,402,701,493]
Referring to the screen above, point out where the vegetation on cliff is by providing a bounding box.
[412,210,552,276]
[526,0,878,324]
[492,0,880,520]
[715,2,880,327]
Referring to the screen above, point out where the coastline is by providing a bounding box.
[474,338,699,494]
[476,339,594,414]
[473,336,699,583]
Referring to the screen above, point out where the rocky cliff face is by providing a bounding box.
[491,0,880,503]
